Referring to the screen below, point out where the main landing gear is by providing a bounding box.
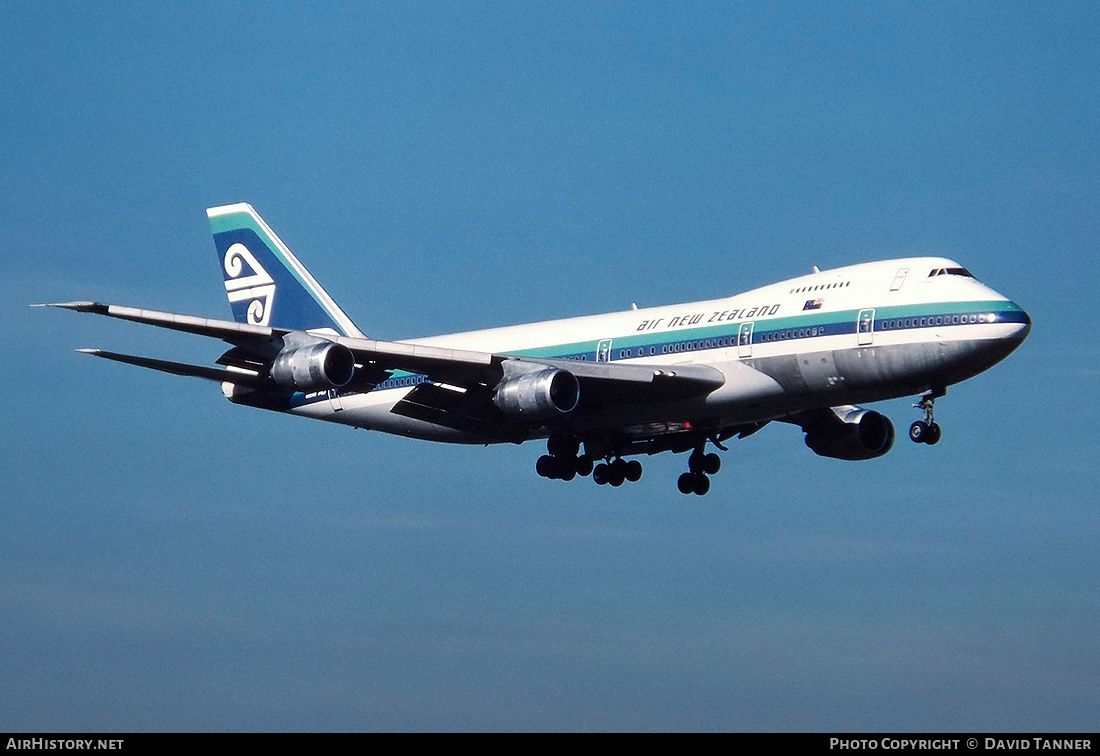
[535,434,592,481]
[536,434,643,486]
[535,433,727,493]
[677,446,722,496]
[592,458,643,487]
[535,433,646,487]
[909,388,944,445]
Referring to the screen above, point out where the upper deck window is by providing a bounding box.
[928,267,975,279]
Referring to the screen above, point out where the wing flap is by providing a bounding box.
[389,383,514,435]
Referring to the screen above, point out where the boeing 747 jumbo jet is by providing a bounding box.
[39,204,1031,495]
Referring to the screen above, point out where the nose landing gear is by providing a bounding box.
[909,388,945,445]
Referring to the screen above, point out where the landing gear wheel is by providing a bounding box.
[911,388,945,446]
[910,420,942,445]
[924,422,942,445]
[683,444,720,493]
[677,473,695,495]
[608,462,626,487]
[538,453,585,480]
[624,460,643,482]
[692,473,711,496]
[536,455,555,478]
[909,421,928,444]
[575,456,594,477]
[593,463,609,485]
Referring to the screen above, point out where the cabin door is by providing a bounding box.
[327,388,345,412]
[857,309,875,346]
[738,321,754,358]
[890,268,909,291]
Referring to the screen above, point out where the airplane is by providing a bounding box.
[38,203,1031,495]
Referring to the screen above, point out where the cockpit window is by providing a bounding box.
[928,267,975,279]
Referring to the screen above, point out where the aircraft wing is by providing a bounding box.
[38,301,726,405]
[500,355,725,402]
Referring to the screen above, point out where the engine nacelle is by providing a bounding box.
[804,408,895,461]
[270,342,355,393]
[492,367,580,420]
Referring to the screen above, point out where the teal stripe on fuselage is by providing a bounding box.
[367,299,1022,391]
[500,299,1022,360]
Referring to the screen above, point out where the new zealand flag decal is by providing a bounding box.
[803,298,824,311]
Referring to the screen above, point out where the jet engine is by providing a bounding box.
[270,341,355,393]
[492,367,580,420]
[803,407,895,461]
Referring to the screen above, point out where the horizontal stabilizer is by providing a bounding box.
[76,349,268,388]
[37,301,277,340]
[32,301,109,314]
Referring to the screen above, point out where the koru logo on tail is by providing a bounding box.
[223,243,275,326]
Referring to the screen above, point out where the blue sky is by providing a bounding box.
[2,1,1098,731]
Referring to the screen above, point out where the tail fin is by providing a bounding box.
[207,203,364,337]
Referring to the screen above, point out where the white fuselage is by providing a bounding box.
[284,257,1030,444]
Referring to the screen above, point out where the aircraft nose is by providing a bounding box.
[1012,303,1031,338]
[1002,301,1032,349]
